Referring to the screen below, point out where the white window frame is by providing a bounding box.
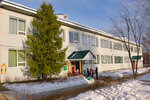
[8,49,26,67]
[82,34,88,45]
[115,56,123,63]
[9,16,26,36]
[69,31,79,44]
[94,55,99,64]
[61,29,65,42]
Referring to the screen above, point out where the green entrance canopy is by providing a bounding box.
[67,50,96,60]
[132,56,142,60]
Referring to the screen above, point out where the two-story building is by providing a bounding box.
[0,0,143,83]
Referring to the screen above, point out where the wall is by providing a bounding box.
[0,8,143,82]
[61,25,143,73]
[0,9,33,82]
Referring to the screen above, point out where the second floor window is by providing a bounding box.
[82,34,88,45]
[9,17,26,35]
[114,42,122,50]
[91,36,98,46]
[69,31,79,43]
[100,39,112,49]
[61,29,65,42]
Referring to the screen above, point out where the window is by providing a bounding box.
[123,45,127,51]
[9,17,26,35]
[91,36,98,46]
[8,50,25,67]
[61,29,65,42]
[94,55,99,64]
[9,18,17,34]
[100,39,112,49]
[114,42,122,50]
[8,50,17,67]
[74,32,79,43]
[87,35,91,45]
[115,56,123,63]
[69,31,79,43]
[19,20,25,35]
[134,47,138,53]
[124,57,130,63]
[101,55,113,64]
[82,34,88,45]
[18,50,25,66]
[69,31,73,43]
[130,46,133,52]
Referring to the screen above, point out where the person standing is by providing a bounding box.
[95,67,98,79]
[87,68,90,77]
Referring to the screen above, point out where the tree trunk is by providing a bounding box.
[42,73,46,81]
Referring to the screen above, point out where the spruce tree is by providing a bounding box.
[26,2,67,80]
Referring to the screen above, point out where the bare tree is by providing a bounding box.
[111,5,145,78]
[138,0,150,67]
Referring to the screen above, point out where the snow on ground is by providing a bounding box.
[69,73,150,100]
[3,76,94,94]
[99,67,150,78]
[138,73,150,81]
[3,67,150,95]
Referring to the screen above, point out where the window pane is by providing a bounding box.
[19,20,25,35]
[62,30,65,42]
[91,36,94,46]
[8,50,17,67]
[18,50,25,66]
[96,38,98,46]
[69,31,73,43]
[88,36,91,45]
[74,32,79,43]
[18,50,25,62]
[9,18,17,34]
[82,34,84,44]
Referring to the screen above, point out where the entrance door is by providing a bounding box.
[75,61,80,73]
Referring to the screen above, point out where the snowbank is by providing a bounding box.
[69,77,150,100]
[138,73,150,81]
[99,67,150,78]
[3,76,94,94]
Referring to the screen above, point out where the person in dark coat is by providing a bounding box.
[95,67,98,79]
[87,68,90,77]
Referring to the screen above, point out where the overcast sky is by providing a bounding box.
[9,0,133,31]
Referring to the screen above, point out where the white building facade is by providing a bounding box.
[0,0,143,83]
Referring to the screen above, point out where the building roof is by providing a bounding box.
[67,50,96,60]
[0,0,141,46]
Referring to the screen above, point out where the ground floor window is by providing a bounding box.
[8,50,25,67]
[115,56,123,63]
[124,57,130,63]
[94,55,100,64]
[101,55,113,64]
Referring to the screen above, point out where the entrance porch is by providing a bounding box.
[67,50,96,76]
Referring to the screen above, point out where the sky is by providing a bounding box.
[9,0,133,31]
